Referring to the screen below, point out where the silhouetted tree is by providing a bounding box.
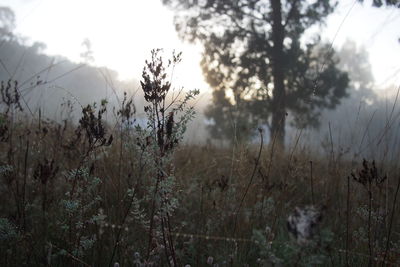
[163,0,349,147]
[80,38,95,64]
[0,6,15,40]
[337,40,376,102]
[313,40,400,160]
[358,0,400,43]
[358,0,399,8]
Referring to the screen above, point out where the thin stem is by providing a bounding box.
[310,161,314,205]
[166,213,178,266]
[382,175,400,267]
[146,176,161,260]
[368,184,373,267]
[22,139,29,230]
[260,124,279,219]
[161,217,172,267]
[346,175,350,267]
[233,129,263,235]
[108,186,140,267]
[328,122,335,166]
[117,122,123,202]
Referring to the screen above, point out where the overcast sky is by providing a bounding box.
[2,0,400,92]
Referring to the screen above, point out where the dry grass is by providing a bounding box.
[1,52,400,266]
[0,110,400,266]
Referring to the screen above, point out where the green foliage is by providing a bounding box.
[252,225,335,266]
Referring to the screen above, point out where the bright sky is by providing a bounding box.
[2,0,400,91]
[322,0,400,90]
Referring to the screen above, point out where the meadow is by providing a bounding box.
[1,50,400,267]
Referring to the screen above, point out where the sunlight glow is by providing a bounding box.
[2,0,399,92]
[4,0,209,91]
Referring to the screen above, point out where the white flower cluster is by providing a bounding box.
[287,205,322,244]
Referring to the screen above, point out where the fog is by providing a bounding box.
[0,28,212,143]
[1,38,133,116]
[291,41,400,161]
[1,5,399,159]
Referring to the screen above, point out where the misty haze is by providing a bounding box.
[1,1,400,266]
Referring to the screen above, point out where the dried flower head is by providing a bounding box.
[351,159,386,188]
[33,158,59,185]
[75,101,113,149]
[1,79,23,113]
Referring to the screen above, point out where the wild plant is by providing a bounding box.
[1,53,400,266]
[0,79,23,114]
[133,48,199,266]
[251,205,334,266]
[350,159,387,266]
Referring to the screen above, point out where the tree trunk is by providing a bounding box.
[270,0,286,149]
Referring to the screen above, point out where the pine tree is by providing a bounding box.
[163,0,349,147]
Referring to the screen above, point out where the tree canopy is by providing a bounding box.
[358,0,400,8]
[0,6,15,40]
[163,0,349,146]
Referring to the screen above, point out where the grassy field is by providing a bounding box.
[1,53,400,266]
